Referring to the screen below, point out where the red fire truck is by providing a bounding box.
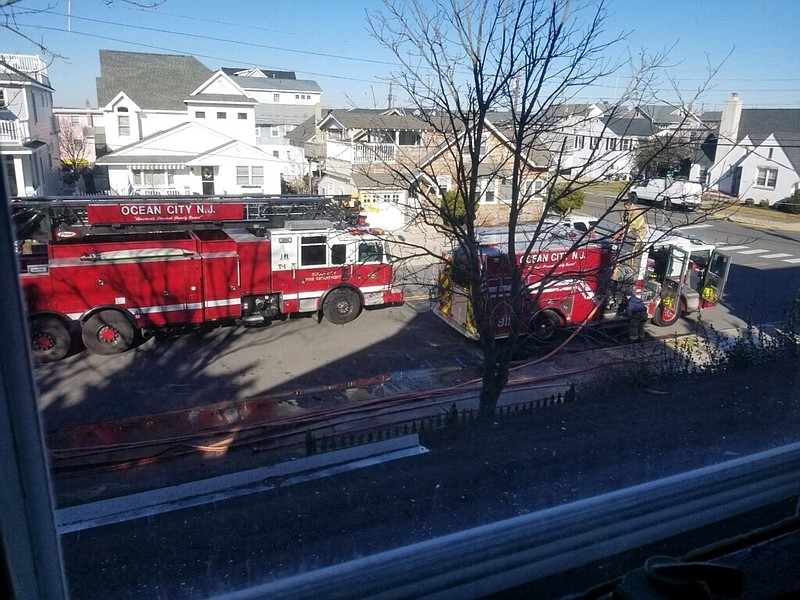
[434,224,731,342]
[14,195,403,362]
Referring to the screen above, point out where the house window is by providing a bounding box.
[606,138,617,151]
[31,92,38,123]
[195,111,206,119]
[70,115,81,126]
[273,151,280,158]
[768,148,774,159]
[238,113,247,120]
[295,94,300,100]
[132,169,175,187]
[574,136,585,150]
[756,167,778,189]
[436,175,452,195]
[117,107,130,137]
[399,131,420,146]
[0,90,5,108]
[273,93,280,102]
[216,112,227,119]
[236,166,264,187]
[479,178,497,204]
[270,126,281,137]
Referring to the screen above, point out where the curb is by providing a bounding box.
[56,434,427,533]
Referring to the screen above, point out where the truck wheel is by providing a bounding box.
[323,288,361,325]
[528,309,563,343]
[651,298,681,326]
[82,311,136,355]
[628,192,638,204]
[30,316,71,362]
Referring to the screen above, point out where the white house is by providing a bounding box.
[96,121,283,196]
[702,93,800,205]
[94,51,317,194]
[0,54,60,197]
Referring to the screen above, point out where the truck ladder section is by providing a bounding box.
[11,194,360,243]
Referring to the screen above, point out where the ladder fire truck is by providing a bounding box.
[434,223,731,342]
[13,195,404,362]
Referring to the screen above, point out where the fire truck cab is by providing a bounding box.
[14,195,403,362]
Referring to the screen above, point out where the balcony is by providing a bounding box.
[305,141,396,164]
[0,119,29,144]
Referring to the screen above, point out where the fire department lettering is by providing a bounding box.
[524,250,586,264]
[87,203,244,224]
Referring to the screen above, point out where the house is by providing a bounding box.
[96,121,283,196]
[0,54,60,197]
[700,93,800,205]
[289,107,436,229]
[94,50,322,195]
[52,105,103,168]
[416,117,551,227]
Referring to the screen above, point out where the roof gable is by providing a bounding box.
[191,71,246,97]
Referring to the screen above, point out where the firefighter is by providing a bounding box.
[624,293,649,342]
[610,199,649,304]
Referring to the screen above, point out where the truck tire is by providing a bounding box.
[30,316,71,362]
[82,310,136,355]
[651,297,682,326]
[628,192,638,203]
[528,309,563,343]
[323,288,361,325]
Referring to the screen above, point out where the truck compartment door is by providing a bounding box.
[700,250,732,307]
[660,245,689,309]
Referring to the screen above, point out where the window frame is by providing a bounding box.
[755,167,778,189]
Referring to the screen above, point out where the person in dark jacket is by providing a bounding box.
[624,294,648,342]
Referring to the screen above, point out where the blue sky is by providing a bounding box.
[1,0,798,111]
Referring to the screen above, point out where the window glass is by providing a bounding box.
[301,235,327,266]
[358,241,383,262]
[331,243,347,265]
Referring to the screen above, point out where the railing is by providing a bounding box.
[132,187,182,196]
[0,54,49,84]
[354,143,396,164]
[0,120,28,143]
[305,141,398,164]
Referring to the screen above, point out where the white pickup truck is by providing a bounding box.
[628,178,703,210]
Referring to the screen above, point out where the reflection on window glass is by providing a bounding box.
[358,242,383,263]
[331,243,347,265]
[301,235,327,266]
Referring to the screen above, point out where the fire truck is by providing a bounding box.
[434,223,731,342]
[14,195,404,362]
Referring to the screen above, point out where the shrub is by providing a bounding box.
[759,199,770,208]
[744,197,755,206]
[442,188,467,224]
[782,189,800,215]
[549,184,585,216]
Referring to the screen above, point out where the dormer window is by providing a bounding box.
[117,106,130,137]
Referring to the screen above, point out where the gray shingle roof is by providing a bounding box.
[96,50,212,110]
[254,103,317,126]
[601,117,659,137]
[736,109,800,145]
[228,74,322,94]
[773,131,800,173]
[319,109,432,131]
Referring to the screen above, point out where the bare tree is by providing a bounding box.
[369,0,722,417]
[57,119,89,175]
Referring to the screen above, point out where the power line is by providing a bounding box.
[17,23,391,86]
[40,8,401,68]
